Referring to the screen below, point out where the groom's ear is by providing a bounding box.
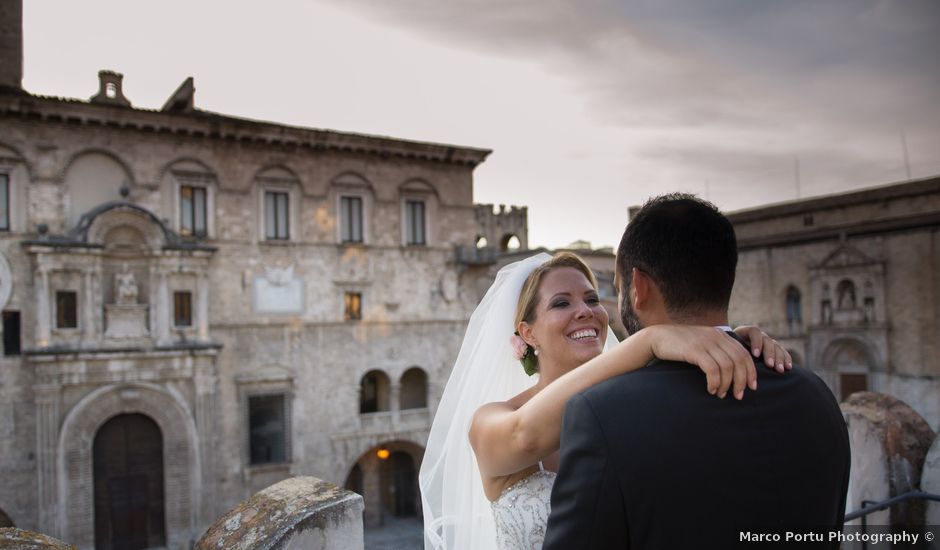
[632,268,651,311]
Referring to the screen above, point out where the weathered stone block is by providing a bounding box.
[195,476,363,550]
[842,392,936,527]
[0,528,76,550]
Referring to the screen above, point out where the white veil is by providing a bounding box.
[419,253,617,549]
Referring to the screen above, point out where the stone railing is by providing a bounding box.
[195,476,363,550]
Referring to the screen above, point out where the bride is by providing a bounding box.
[419,252,790,550]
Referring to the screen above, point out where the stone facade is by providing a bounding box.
[0,10,509,543]
[726,176,940,431]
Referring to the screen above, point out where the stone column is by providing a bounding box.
[81,269,95,346]
[35,267,50,347]
[155,268,170,344]
[390,383,401,425]
[35,383,61,536]
[194,366,217,524]
[197,272,209,341]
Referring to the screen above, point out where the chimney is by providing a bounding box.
[90,70,132,107]
[0,0,23,92]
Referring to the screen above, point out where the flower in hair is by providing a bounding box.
[510,334,528,360]
[511,332,539,376]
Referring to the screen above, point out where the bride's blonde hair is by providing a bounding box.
[513,252,599,370]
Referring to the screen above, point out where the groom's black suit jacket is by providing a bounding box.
[542,335,850,550]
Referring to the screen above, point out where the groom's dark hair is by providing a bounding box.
[617,193,737,320]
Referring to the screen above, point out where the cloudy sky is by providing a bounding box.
[22,0,940,249]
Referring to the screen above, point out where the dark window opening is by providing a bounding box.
[173,291,192,327]
[405,200,426,245]
[264,191,290,240]
[2,311,20,356]
[341,196,363,243]
[249,394,287,465]
[56,291,78,329]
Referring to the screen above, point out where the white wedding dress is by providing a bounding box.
[491,463,556,550]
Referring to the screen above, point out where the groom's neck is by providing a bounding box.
[663,309,729,328]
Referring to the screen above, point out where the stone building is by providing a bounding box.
[726,175,940,431]
[0,2,514,545]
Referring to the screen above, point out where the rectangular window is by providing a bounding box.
[0,173,9,231]
[249,394,287,465]
[174,291,192,327]
[344,292,362,321]
[340,196,363,243]
[2,311,20,356]
[56,291,78,329]
[264,191,290,240]
[405,200,426,245]
[180,185,207,237]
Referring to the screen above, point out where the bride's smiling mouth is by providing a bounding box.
[567,328,599,342]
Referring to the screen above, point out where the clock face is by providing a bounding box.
[0,252,10,311]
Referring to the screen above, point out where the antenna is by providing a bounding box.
[793,157,801,198]
[901,130,912,180]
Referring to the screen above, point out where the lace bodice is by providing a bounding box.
[491,465,556,550]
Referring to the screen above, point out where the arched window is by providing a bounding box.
[500,234,521,252]
[785,286,802,336]
[360,370,391,413]
[836,279,856,310]
[400,367,428,410]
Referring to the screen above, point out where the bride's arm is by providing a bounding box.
[470,325,761,478]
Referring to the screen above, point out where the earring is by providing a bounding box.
[534,347,540,356]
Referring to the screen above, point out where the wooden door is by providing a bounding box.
[93,413,166,550]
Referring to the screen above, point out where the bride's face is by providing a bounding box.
[522,267,609,373]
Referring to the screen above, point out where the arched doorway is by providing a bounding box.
[360,370,391,413]
[347,440,424,527]
[93,413,166,550]
[821,338,875,402]
[380,451,418,517]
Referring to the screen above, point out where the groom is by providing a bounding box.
[542,194,850,549]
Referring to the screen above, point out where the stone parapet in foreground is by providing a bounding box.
[0,529,77,550]
[195,476,364,550]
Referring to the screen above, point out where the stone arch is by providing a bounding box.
[255,164,302,184]
[500,233,522,251]
[0,140,35,179]
[331,171,375,192]
[820,337,877,402]
[62,150,136,228]
[78,202,172,248]
[399,178,439,197]
[344,439,426,526]
[400,367,428,410]
[360,370,391,413]
[58,382,200,548]
[159,157,219,181]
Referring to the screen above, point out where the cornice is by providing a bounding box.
[0,91,492,167]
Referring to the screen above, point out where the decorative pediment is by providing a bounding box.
[816,243,878,270]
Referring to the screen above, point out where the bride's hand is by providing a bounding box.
[645,325,756,400]
[733,325,793,374]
